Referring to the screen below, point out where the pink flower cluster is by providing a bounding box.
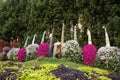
[37,43,49,57]
[2,47,10,52]
[18,48,26,62]
[82,44,97,66]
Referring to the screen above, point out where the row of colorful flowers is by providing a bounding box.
[0,39,120,74]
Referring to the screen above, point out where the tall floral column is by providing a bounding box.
[26,34,38,61]
[82,29,97,66]
[95,26,120,70]
[37,31,49,57]
[18,36,30,62]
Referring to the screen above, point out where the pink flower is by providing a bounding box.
[37,43,49,57]
[18,48,26,62]
[2,47,10,52]
[82,44,97,66]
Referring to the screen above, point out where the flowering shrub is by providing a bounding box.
[2,47,10,52]
[62,40,80,56]
[7,48,20,60]
[26,44,38,61]
[82,44,97,66]
[37,43,49,57]
[61,40,82,63]
[95,46,120,73]
[26,44,38,55]
[10,42,18,48]
[18,48,26,62]
[1,47,10,60]
[0,39,5,51]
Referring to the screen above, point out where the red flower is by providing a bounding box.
[0,39,5,50]
[10,42,18,48]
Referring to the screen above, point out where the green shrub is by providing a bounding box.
[64,51,83,64]
[25,52,37,61]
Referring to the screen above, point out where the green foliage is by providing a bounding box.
[0,0,120,48]
[64,51,83,64]
[25,52,37,61]
[78,66,111,80]
[0,59,118,80]
[24,57,85,69]
[18,64,60,80]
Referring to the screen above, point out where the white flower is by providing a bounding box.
[7,48,20,59]
[62,40,80,56]
[26,44,39,55]
[100,56,105,60]
[96,46,120,67]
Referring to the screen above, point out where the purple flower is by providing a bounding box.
[2,47,10,52]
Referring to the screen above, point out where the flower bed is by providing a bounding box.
[0,61,119,80]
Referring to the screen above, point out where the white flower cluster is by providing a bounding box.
[62,40,80,56]
[97,46,119,60]
[7,48,20,59]
[26,44,39,55]
[96,46,120,69]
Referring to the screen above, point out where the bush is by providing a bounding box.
[26,44,38,61]
[62,40,82,63]
[7,48,20,61]
[25,52,37,61]
[95,46,120,73]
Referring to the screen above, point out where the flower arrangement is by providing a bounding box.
[82,44,97,66]
[1,46,10,60]
[61,40,82,63]
[18,48,26,62]
[62,40,80,56]
[10,41,18,48]
[7,48,20,60]
[0,39,5,51]
[2,47,10,52]
[95,46,120,72]
[25,44,38,61]
[37,43,49,57]
[26,44,38,55]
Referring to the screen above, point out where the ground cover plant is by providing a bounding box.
[0,57,120,80]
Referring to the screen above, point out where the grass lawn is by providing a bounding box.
[23,57,85,69]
